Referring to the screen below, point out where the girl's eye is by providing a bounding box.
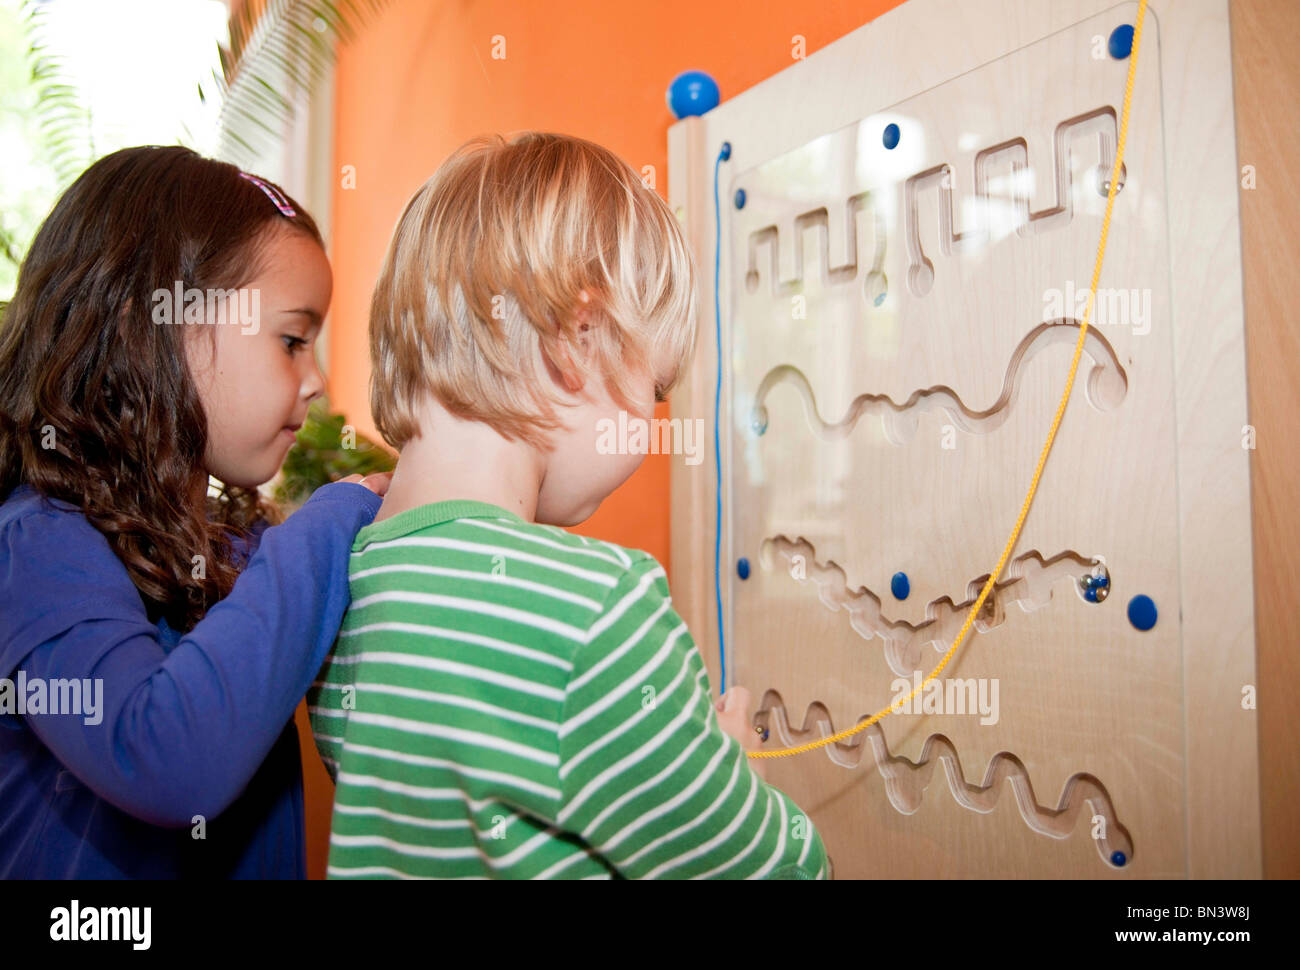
[282,335,308,354]
[654,384,666,404]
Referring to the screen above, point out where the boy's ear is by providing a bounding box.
[551,291,597,392]
[547,331,587,394]
[551,342,585,393]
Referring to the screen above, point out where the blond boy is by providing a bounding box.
[310,132,829,879]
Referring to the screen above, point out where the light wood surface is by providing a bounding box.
[668,0,1275,878]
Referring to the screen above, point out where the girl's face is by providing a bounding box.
[186,226,331,490]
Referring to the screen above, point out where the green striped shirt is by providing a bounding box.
[308,499,828,879]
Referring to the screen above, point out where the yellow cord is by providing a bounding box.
[748,0,1148,760]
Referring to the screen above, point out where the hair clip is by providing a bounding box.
[238,171,297,218]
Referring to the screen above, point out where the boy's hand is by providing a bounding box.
[716,686,769,781]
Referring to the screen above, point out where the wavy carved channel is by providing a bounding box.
[757,690,1134,869]
[750,319,1127,445]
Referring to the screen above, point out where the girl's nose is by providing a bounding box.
[304,354,326,401]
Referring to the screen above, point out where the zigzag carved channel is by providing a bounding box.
[762,537,1102,677]
[741,106,1123,299]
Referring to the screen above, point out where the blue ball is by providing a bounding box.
[667,70,720,118]
[883,123,901,150]
[1109,24,1134,59]
[1084,588,1098,603]
[1111,850,1127,867]
[737,557,750,580]
[890,571,910,600]
[1128,594,1157,631]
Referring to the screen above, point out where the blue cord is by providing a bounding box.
[712,143,730,695]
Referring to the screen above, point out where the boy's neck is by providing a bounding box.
[374,399,543,525]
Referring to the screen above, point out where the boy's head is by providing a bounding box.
[369,131,697,524]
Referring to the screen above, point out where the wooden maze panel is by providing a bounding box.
[724,6,1187,877]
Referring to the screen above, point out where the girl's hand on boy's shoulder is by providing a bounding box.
[336,472,393,497]
[716,685,769,782]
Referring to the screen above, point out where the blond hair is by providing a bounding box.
[369,131,698,452]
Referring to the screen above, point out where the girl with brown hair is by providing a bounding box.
[0,145,389,877]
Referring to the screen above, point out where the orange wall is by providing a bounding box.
[302,0,907,879]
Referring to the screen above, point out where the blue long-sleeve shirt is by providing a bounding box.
[0,481,381,878]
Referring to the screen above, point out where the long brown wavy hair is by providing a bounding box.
[0,146,324,632]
